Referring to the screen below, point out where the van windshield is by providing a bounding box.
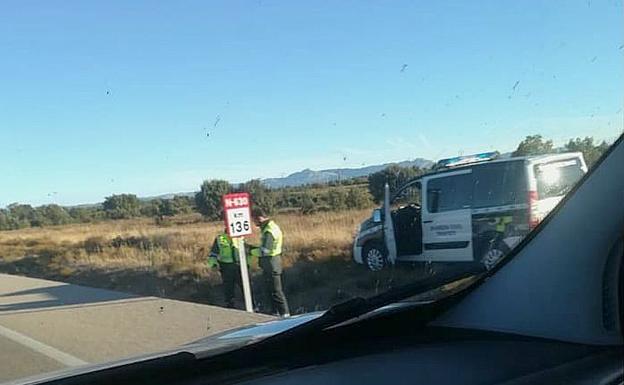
[535,159,585,199]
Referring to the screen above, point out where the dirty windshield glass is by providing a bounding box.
[0,1,622,382]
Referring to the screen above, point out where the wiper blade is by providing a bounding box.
[256,265,481,346]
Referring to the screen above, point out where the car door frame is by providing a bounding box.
[384,180,424,262]
[421,169,474,262]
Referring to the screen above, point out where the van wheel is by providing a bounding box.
[364,242,386,271]
[481,241,510,271]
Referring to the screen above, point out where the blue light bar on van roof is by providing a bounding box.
[436,151,500,169]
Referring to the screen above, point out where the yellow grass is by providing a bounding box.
[0,210,371,277]
[0,209,433,313]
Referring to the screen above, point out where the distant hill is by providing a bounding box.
[63,192,196,209]
[62,159,433,208]
[262,158,434,188]
[140,192,195,201]
[139,159,434,198]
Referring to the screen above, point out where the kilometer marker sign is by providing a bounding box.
[223,192,253,238]
[222,192,254,312]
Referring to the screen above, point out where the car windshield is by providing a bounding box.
[0,1,622,382]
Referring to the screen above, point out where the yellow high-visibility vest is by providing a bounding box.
[261,220,283,256]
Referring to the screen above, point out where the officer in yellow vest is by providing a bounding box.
[207,229,244,309]
[251,208,290,317]
[494,216,514,234]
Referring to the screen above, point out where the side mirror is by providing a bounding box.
[373,208,382,223]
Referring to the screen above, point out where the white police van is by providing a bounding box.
[353,151,588,271]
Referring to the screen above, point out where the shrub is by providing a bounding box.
[195,180,231,220]
[239,179,276,215]
[83,236,109,253]
[103,194,141,219]
[346,188,374,209]
[368,165,424,203]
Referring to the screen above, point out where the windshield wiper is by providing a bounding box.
[254,264,482,346]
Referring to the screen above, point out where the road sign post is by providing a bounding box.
[235,238,253,312]
[222,193,254,313]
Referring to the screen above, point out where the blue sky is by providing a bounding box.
[1,0,622,207]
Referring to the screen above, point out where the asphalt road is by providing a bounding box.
[0,273,273,383]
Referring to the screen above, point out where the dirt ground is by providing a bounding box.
[0,252,433,314]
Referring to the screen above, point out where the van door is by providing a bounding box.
[422,170,474,262]
[383,183,397,264]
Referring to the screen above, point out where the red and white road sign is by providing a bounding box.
[222,192,253,238]
[222,192,254,312]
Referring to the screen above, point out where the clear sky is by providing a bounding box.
[1,0,622,207]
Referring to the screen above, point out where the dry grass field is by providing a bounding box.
[0,210,427,313]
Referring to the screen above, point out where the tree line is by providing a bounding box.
[0,180,376,230]
[0,134,611,231]
[512,135,610,166]
[193,178,375,220]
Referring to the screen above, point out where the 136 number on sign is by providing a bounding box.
[224,205,253,237]
[230,220,250,234]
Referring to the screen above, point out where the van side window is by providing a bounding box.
[472,161,527,208]
[426,173,472,213]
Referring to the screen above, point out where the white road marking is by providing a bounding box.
[0,324,87,367]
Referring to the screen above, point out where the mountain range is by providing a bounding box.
[261,158,433,188]
[76,158,434,206]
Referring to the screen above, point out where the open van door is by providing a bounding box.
[422,170,474,262]
[383,183,397,264]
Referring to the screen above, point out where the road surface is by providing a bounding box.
[0,273,273,382]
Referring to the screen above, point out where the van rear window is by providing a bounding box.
[472,161,527,209]
[534,158,584,199]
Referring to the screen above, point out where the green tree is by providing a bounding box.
[171,196,194,214]
[102,194,141,219]
[367,165,424,203]
[275,189,292,208]
[564,136,610,167]
[300,191,317,215]
[158,199,176,217]
[157,197,193,217]
[326,189,349,211]
[0,209,18,230]
[195,180,231,220]
[27,208,48,227]
[239,179,276,215]
[513,134,554,157]
[36,204,72,226]
[7,203,35,228]
[68,207,99,223]
[346,187,374,209]
[140,199,163,217]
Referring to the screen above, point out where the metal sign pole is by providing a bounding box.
[236,237,254,313]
